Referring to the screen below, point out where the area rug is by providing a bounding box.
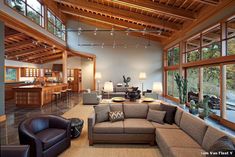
[60,103,162,157]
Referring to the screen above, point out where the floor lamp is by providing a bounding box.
[139,72,146,96]
[95,72,102,94]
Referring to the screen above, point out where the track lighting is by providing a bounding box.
[94,28,98,35]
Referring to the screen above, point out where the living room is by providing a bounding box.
[0,0,235,157]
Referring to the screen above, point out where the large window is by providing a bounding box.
[186,35,201,62]
[225,64,235,123]
[187,68,199,93]
[167,45,180,66]
[5,0,44,26]
[47,10,66,41]
[167,70,179,98]
[202,25,221,59]
[226,17,235,56]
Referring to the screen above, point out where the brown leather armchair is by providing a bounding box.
[0,145,30,157]
[18,115,71,157]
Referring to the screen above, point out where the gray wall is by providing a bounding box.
[67,21,163,90]
[0,21,5,116]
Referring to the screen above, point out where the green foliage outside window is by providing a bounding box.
[167,46,179,66]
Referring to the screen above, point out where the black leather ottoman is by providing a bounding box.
[69,118,84,138]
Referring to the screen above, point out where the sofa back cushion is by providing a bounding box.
[124,103,148,118]
[174,107,184,126]
[93,104,110,123]
[202,126,227,151]
[180,112,208,145]
[148,104,162,111]
[110,103,123,112]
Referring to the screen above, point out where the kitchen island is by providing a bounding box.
[14,83,68,107]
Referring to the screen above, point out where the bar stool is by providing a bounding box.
[51,92,61,108]
[61,90,68,103]
[67,88,72,102]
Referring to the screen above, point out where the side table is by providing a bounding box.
[69,118,84,138]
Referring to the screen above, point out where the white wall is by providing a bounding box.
[67,21,163,90]
[81,58,94,89]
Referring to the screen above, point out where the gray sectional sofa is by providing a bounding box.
[88,103,235,157]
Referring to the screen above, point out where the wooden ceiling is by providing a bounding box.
[4,26,74,64]
[53,0,221,42]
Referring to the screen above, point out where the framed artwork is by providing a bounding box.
[5,66,19,82]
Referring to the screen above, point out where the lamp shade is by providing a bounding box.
[139,72,146,80]
[95,72,102,79]
[152,82,163,94]
[103,82,113,92]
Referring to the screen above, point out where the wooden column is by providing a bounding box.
[220,22,227,119]
[199,67,203,102]
[62,51,68,83]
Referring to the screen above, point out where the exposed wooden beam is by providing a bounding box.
[38,54,62,62]
[55,0,181,31]
[5,32,25,40]
[5,40,33,51]
[105,0,196,20]
[62,7,169,39]
[7,46,47,59]
[194,0,220,6]
[26,50,61,62]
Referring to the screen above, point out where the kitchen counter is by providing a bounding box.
[13,83,68,107]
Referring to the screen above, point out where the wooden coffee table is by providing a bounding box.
[100,98,163,104]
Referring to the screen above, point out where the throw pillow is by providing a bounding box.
[161,103,177,124]
[147,109,166,124]
[109,111,124,122]
[93,105,110,123]
[207,136,235,157]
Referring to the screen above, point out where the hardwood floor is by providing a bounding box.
[0,93,82,145]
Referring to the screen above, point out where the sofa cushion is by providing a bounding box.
[202,126,226,151]
[151,122,179,129]
[208,136,235,152]
[109,111,124,122]
[93,121,124,133]
[147,109,166,124]
[161,103,177,124]
[36,128,66,150]
[174,107,183,126]
[148,104,162,110]
[180,112,208,145]
[110,103,123,112]
[124,103,148,118]
[169,147,205,157]
[124,119,155,133]
[155,128,202,149]
[94,104,110,123]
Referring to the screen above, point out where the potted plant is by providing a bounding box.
[123,75,131,87]
[198,96,213,119]
[174,73,187,108]
[189,100,198,115]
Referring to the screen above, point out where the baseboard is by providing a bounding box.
[0,114,6,122]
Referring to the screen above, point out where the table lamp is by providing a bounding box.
[139,72,146,96]
[152,82,163,99]
[103,82,113,99]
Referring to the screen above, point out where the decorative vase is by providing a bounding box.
[189,107,198,115]
[128,91,138,102]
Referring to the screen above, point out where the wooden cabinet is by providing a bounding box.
[20,67,43,77]
[68,69,82,92]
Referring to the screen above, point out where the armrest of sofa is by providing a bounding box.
[88,111,96,145]
[0,145,30,157]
